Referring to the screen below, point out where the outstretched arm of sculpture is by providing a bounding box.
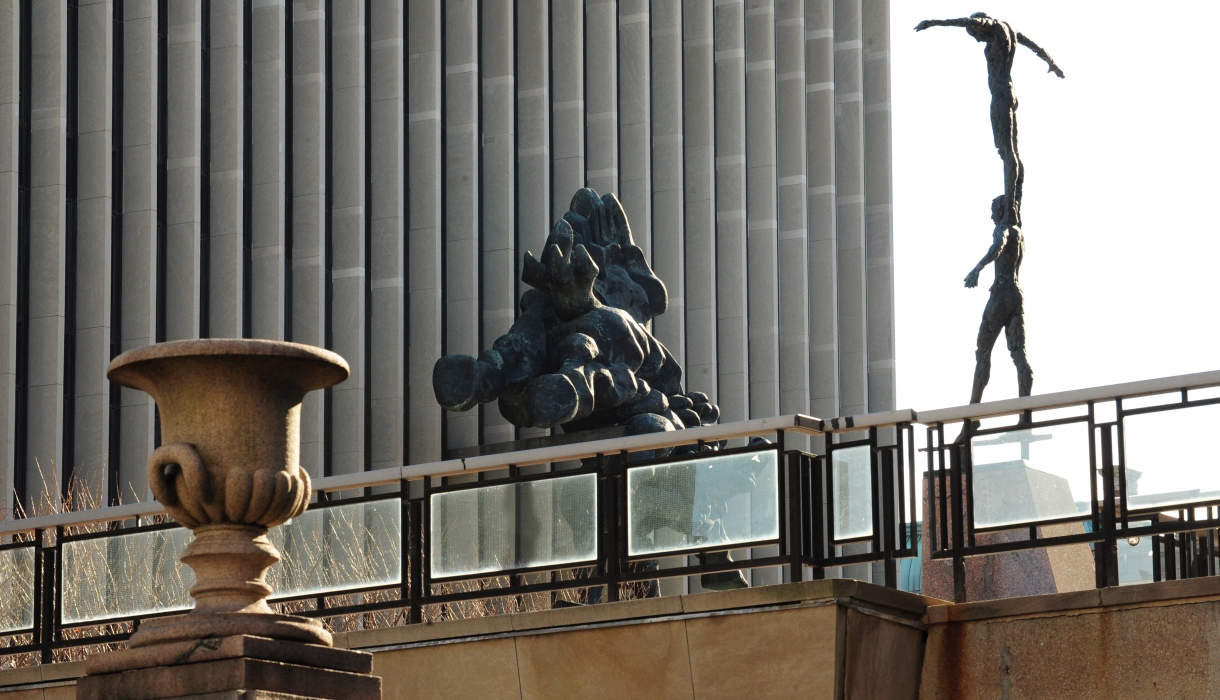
[914,17,975,31]
[1017,33,1065,78]
[965,225,1009,289]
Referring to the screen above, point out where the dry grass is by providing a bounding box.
[1,471,667,671]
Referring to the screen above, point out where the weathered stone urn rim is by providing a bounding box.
[107,338,350,388]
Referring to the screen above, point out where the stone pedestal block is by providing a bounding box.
[76,635,381,700]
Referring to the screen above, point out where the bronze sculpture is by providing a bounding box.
[916,13,1064,404]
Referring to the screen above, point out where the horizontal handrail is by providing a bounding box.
[4,368,1219,536]
[912,369,1220,425]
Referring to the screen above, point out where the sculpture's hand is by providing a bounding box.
[1048,64,1065,79]
[914,20,934,31]
[964,269,980,289]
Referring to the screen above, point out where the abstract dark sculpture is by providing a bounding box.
[916,12,1063,403]
[433,188,719,436]
[434,188,747,591]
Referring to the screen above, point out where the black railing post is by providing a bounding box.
[949,444,967,603]
[1098,424,1120,587]
[31,528,44,661]
[601,452,620,603]
[881,448,897,589]
[786,451,803,584]
[808,454,824,579]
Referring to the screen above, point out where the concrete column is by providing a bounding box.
[650,0,682,364]
[516,0,548,260]
[443,0,478,451]
[208,0,244,338]
[74,0,115,499]
[681,0,714,400]
[119,0,158,501]
[165,0,202,342]
[833,0,865,417]
[775,0,809,417]
[804,0,838,421]
[584,0,616,196]
[480,0,514,446]
[550,0,582,218]
[368,0,403,470]
[862,0,893,413]
[26,0,68,506]
[744,0,778,420]
[0,0,16,515]
[406,0,442,463]
[617,0,648,252]
[291,0,326,477]
[250,0,287,341]
[329,0,365,476]
[713,0,747,423]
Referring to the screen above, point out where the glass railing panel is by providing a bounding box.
[832,446,873,540]
[62,527,193,624]
[1117,524,1153,586]
[970,422,1092,529]
[269,498,402,598]
[430,473,597,578]
[627,450,778,557]
[0,545,35,633]
[1122,403,1220,511]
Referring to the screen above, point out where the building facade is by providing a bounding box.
[0,0,895,516]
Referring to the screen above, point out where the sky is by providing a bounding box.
[891,1,1220,413]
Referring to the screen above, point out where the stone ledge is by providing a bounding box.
[924,576,1220,624]
[0,660,85,690]
[335,579,937,651]
[85,635,373,676]
[76,656,381,700]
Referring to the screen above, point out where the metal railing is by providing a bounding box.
[4,368,1220,663]
[922,370,1220,601]
[0,413,919,663]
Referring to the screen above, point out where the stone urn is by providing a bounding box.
[106,339,349,648]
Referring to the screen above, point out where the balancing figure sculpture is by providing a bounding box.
[916,13,1063,404]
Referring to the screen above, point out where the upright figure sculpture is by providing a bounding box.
[916,12,1063,227]
[916,12,1063,404]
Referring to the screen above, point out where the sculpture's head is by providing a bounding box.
[967,12,992,42]
[991,195,1006,224]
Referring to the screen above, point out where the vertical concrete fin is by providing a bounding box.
[745,0,778,420]
[861,0,893,413]
[329,0,366,475]
[584,0,617,197]
[368,0,404,470]
[650,0,682,367]
[250,0,287,342]
[832,0,865,418]
[0,0,18,515]
[479,0,514,447]
[207,0,244,339]
[27,0,68,508]
[617,0,649,255]
[292,0,327,477]
[165,0,202,343]
[775,0,809,418]
[73,0,116,503]
[442,0,478,452]
[713,0,747,423]
[681,0,715,402]
[406,0,442,463]
[550,0,582,218]
[805,0,838,423]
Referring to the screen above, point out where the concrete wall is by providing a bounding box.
[919,577,1220,700]
[0,0,896,516]
[330,581,926,700]
[8,577,1220,698]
